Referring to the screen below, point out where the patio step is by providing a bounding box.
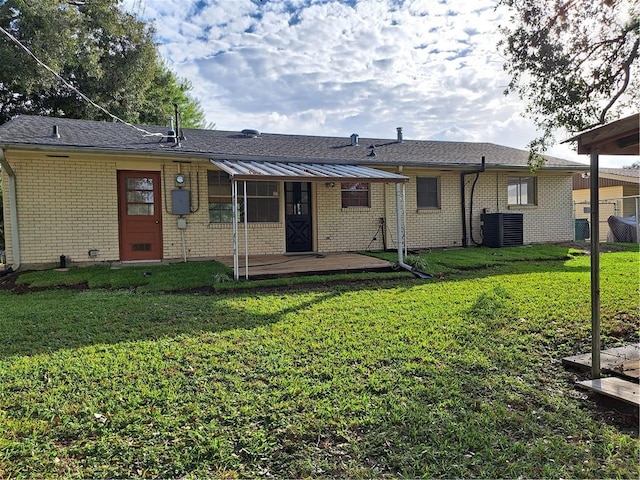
[577,377,639,407]
[562,344,640,380]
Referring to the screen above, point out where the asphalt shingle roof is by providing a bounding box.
[599,167,640,179]
[0,115,586,170]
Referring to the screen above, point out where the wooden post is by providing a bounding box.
[589,148,601,379]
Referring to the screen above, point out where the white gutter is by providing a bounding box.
[0,149,20,270]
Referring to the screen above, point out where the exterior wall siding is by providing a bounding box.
[502,172,574,244]
[3,151,120,267]
[161,162,285,259]
[2,150,575,268]
[316,169,574,251]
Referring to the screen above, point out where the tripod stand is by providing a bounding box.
[366,217,388,251]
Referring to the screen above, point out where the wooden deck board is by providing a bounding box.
[577,377,640,407]
[562,344,640,379]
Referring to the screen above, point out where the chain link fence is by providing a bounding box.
[573,195,640,242]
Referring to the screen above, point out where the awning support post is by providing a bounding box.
[589,148,601,379]
[243,180,249,280]
[635,196,639,243]
[232,179,239,281]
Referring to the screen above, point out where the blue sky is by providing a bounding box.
[122,0,636,168]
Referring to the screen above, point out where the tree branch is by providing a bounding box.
[599,35,639,124]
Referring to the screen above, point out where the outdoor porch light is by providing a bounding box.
[325,182,335,188]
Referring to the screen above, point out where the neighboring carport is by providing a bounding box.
[564,113,639,407]
[210,159,410,280]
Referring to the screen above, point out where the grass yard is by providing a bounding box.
[0,245,638,478]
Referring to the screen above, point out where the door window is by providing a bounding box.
[125,177,155,215]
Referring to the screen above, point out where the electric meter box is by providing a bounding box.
[172,189,190,215]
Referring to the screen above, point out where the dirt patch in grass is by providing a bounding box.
[0,271,19,292]
[0,271,89,294]
[553,241,632,253]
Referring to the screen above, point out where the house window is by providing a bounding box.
[507,177,537,205]
[208,171,233,223]
[341,182,370,208]
[417,177,440,209]
[207,171,280,223]
[244,180,280,222]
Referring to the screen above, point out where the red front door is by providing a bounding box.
[117,171,163,261]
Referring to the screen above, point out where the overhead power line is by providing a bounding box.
[0,24,163,138]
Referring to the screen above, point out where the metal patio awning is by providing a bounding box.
[209,158,410,282]
[210,159,409,183]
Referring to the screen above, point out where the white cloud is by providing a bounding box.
[122,0,637,167]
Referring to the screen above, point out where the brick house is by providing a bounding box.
[0,115,587,270]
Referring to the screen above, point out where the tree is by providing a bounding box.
[0,0,207,128]
[499,0,639,166]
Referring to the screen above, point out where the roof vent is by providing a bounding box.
[50,125,60,139]
[350,133,359,146]
[397,127,403,143]
[241,129,260,138]
[166,117,176,143]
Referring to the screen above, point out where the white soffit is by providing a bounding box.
[210,159,409,183]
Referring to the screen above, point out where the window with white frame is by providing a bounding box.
[341,182,370,208]
[416,176,440,209]
[507,176,537,205]
[207,171,280,223]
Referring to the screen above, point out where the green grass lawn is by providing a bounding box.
[0,245,638,478]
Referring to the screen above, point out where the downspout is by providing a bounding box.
[395,183,410,269]
[0,149,20,270]
[395,182,430,278]
[460,156,486,247]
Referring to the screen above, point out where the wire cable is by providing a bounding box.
[0,24,164,138]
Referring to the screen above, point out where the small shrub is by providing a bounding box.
[213,272,232,284]
[404,254,428,272]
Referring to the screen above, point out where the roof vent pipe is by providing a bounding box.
[397,127,403,143]
[51,125,60,139]
[350,133,359,146]
[167,117,176,143]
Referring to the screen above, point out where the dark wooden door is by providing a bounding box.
[117,171,163,261]
[285,182,312,252]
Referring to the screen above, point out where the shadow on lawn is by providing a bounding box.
[0,251,613,360]
[388,256,591,292]
[0,289,341,359]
